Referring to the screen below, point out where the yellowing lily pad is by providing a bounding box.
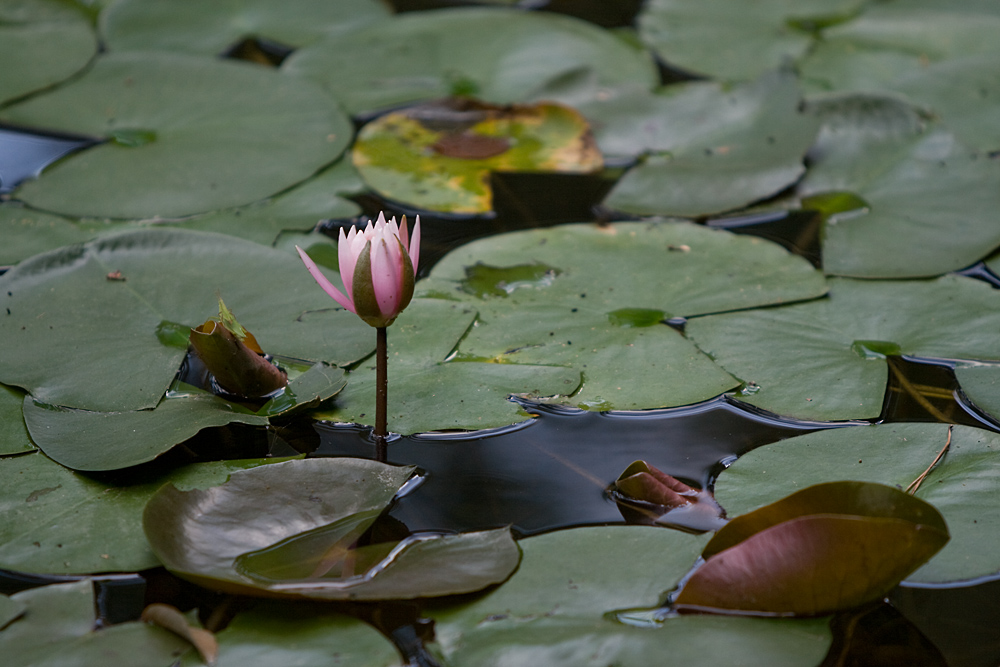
[352,99,602,215]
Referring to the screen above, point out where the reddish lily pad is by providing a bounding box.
[675,481,949,616]
[352,99,602,214]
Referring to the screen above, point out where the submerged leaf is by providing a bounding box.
[675,481,948,616]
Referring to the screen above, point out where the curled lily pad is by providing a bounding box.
[283,7,658,116]
[0,452,287,574]
[675,481,949,616]
[352,99,602,215]
[1,52,351,219]
[144,458,521,600]
[0,0,97,105]
[189,299,288,400]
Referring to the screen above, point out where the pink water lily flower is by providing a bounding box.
[296,212,420,328]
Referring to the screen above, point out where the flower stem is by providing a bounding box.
[375,326,388,463]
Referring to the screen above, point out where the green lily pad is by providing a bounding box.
[0,204,133,268]
[352,99,602,215]
[676,481,948,615]
[715,423,1000,584]
[0,594,25,630]
[0,0,97,105]
[429,221,827,317]
[0,228,372,413]
[637,0,863,81]
[0,451,287,574]
[800,94,1000,278]
[687,276,1000,421]
[164,158,364,247]
[1,52,351,219]
[403,221,828,415]
[601,69,820,217]
[22,364,344,471]
[800,0,1000,125]
[0,384,33,455]
[283,7,658,116]
[0,580,190,667]
[313,299,581,434]
[101,0,389,55]
[886,54,1000,152]
[425,526,832,666]
[953,364,1000,425]
[144,457,521,600]
[183,602,399,667]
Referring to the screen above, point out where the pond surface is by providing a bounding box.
[3,1,1000,666]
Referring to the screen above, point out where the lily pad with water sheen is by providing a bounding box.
[352,99,602,215]
[313,298,581,434]
[0,451,285,574]
[283,7,658,116]
[1,52,351,219]
[0,228,371,413]
[0,580,190,667]
[144,457,521,600]
[714,423,1000,584]
[22,364,343,472]
[799,94,1000,278]
[425,526,832,667]
[600,69,820,217]
[675,481,948,615]
[101,0,389,55]
[182,602,399,667]
[637,0,863,81]
[0,0,97,105]
[687,276,1000,422]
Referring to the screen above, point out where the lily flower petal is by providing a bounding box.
[295,246,355,313]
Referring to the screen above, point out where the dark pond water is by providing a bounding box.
[3,2,1000,664]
